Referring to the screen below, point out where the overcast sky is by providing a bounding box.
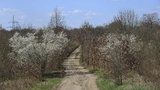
[0,0,159,29]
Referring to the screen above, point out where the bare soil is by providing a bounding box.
[56,47,99,90]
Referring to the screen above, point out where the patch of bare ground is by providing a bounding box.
[56,47,99,90]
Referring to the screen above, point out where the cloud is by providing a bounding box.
[110,0,127,2]
[48,8,102,22]
[0,8,26,23]
[62,9,100,18]
[0,8,19,15]
[61,9,82,16]
[48,7,101,19]
[84,11,99,17]
[111,0,120,1]
[68,9,83,14]
[156,6,160,10]
[147,6,160,14]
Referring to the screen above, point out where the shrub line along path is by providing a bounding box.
[56,46,99,90]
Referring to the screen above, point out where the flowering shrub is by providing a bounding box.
[99,34,142,53]
[9,29,69,78]
[98,33,143,85]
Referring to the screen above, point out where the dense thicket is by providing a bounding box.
[77,11,160,87]
[0,28,79,89]
[0,9,160,89]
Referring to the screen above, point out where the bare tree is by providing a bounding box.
[0,24,2,30]
[48,8,65,29]
[80,22,94,66]
[114,10,139,31]
[141,13,160,30]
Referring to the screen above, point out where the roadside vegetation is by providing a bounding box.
[0,8,160,90]
[97,78,151,90]
[31,77,62,90]
[91,69,154,90]
[78,10,160,89]
[0,8,78,90]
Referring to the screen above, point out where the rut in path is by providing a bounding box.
[56,46,99,90]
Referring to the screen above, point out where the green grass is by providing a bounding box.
[96,78,151,90]
[31,78,62,90]
[92,69,153,90]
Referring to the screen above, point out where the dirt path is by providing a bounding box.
[56,46,99,90]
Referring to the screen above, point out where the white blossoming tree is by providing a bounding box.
[9,29,69,78]
[99,33,142,85]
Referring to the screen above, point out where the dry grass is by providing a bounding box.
[0,77,35,90]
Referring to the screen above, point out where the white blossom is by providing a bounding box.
[9,29,69,65]
[99,33,143,60]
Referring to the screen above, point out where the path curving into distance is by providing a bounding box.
[56,46,99,90]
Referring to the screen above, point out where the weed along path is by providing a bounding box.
[56,46,99,90]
